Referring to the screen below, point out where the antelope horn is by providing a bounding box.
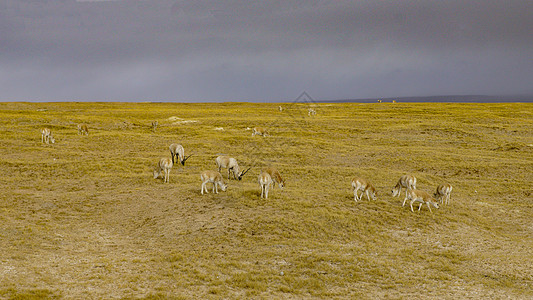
[241,167,251,176]
[181,154,192,166]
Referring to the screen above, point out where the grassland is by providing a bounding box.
[0,101,531,299]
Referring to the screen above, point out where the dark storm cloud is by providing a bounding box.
[1,0,532,101]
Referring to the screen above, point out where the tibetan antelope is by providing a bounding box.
[151,121,158,132]
[153,157,173,183]
[351,177,377,202]
[278,106,283,112]
[252,127,268,137]
[41,128,55,144]
[259,170,273,199]
[200,170,227,195]
[215,156,251,180]
[377,99,382,103]
[77,124,89,135]
[434,183,453,206]
[404,189,440,213]
[169,144,192,166]
[263,167,285,189]
[392,175,416,198]
[308,108,317,116]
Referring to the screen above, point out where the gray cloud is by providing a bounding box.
[1,0,532,101]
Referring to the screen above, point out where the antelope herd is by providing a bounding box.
[38,111,453,214]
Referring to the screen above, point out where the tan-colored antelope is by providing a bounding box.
[77,124,89,135]
[259,170,273,199]
[215,156,251,180]
[252,127,268,137]
[41,128,55,144]
[392,175,416,198]
[377,99,382,103]
[404,189,440,213]
[153,157,173,183]
[151,121,158,132]
[352,177,377,202]
[263,167,285,189]
[200,170,227,195]
[169,144,192,166]
[434,183,453,206]
[392,100,397,103]
[278,106,283,112]
[308,108,317,116]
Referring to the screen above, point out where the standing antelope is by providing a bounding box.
[263,167,285,189]
[404,189,440,213]
[151,121,158,132]
[77,124,89,135]
[200,170,227,195]
[169,143,192,166]
[308,108,317,116]
[153,157,173,183]
[392,175,416,198]
[434,183,453,206]
[259,170,273,199]
[41,128,55,144]
[252,127,268,136]
[351,177,377,202]
[215,156,251,180]
[278,106,283,112]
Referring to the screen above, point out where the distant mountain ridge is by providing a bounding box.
[321,95,533,103]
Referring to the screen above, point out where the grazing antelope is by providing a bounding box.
[351,177,377,202]
[252,127,268,137]
[215,156,251,180]
[308,108,317,116]
[259,171,273,199]
[153,157,173,183]
[434,183,453,206]
[169,143,192,166]
[392,175,416,198]
[77,124,89,135]
[404,189,440,213]
[263,167,285,189]
[200,170,227,195]
[151,121,158,132]
[40,128,55,144]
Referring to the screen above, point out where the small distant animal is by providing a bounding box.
[278,106,283,112]
[392,100,397,103]
[151,121,158,132]
[404,189,440,213]
[392,175,416,198]
[263,167,285,190]
[308,108,317,116]
[259,170,273,199]
[77,124,89,135]
[377,99,382,103]
[252,127,268,137]
[200,170,227,195]
[169,144,192,166]
[41,128,55,144]
[434,183,453,206]
[215,156,251,180]
[351,177,377,202]
[153,157,173,183]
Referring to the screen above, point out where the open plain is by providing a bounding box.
[0,102,531,299]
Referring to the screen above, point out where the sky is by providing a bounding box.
[1,0,532,102]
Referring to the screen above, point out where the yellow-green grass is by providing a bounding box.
[0,102,531,299]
